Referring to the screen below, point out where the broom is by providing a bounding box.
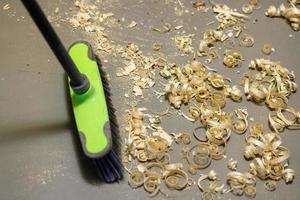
[21,0,122,182]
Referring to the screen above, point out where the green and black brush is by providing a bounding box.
[21,0,122,182]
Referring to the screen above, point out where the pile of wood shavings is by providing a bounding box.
[265,0,300,31]
[116,43,159,97]
[120,2,298,198]
[65,0,300,199]
[69,0,116,54]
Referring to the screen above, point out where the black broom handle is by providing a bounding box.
[21,0,87,89]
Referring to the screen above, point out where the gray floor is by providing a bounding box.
[0,0,300,200]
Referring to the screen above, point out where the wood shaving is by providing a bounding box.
[240,34,254,47]
[192,1,206,11]
[242,4,254,14]
[3,3,10,10]
[261,43,273,55]
[163,23,172,33]
[152,43,162,51]
[128,20,137,28]
[133,85,143,96]
[117,60,136,76]
[223,50,243,68]
[175,25,183,30]
[54,7,59,14]
[150,26,162,32]
[227,158,238,170]
[265,2,300,31]
[174,34,194,54]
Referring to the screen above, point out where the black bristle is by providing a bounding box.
[93,151,122,182]
[91,55,123,183]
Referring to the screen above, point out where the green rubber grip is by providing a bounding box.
[68,42,111,158]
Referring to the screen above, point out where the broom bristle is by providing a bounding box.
[93,151,122,182]
[92,55,123,183]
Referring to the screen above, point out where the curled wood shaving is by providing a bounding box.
[208,170,217,181]
[261,43,273,55]
[265,3,300,31]
[128,169,145,188]
[198,29,225,56]
[223,50,243,68]
[264,180,277,191]
[269,106,300,133]
[228,158,238,171]
[282,168,295,183]
[244,185,256,198]
[197,172,224,195]
[165,169,189,190]
[240,34,254,47]
[206,47,219,63]
[244,58,297,109]
[153,43,162,51]
[183,143,212,173]
[242,4,254,14]
[232,109,249,134]
[226,85,243,102]
[144,176,161,196]
[226,171,257,197]
[3,3,10,10]
[243,124,294,184]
